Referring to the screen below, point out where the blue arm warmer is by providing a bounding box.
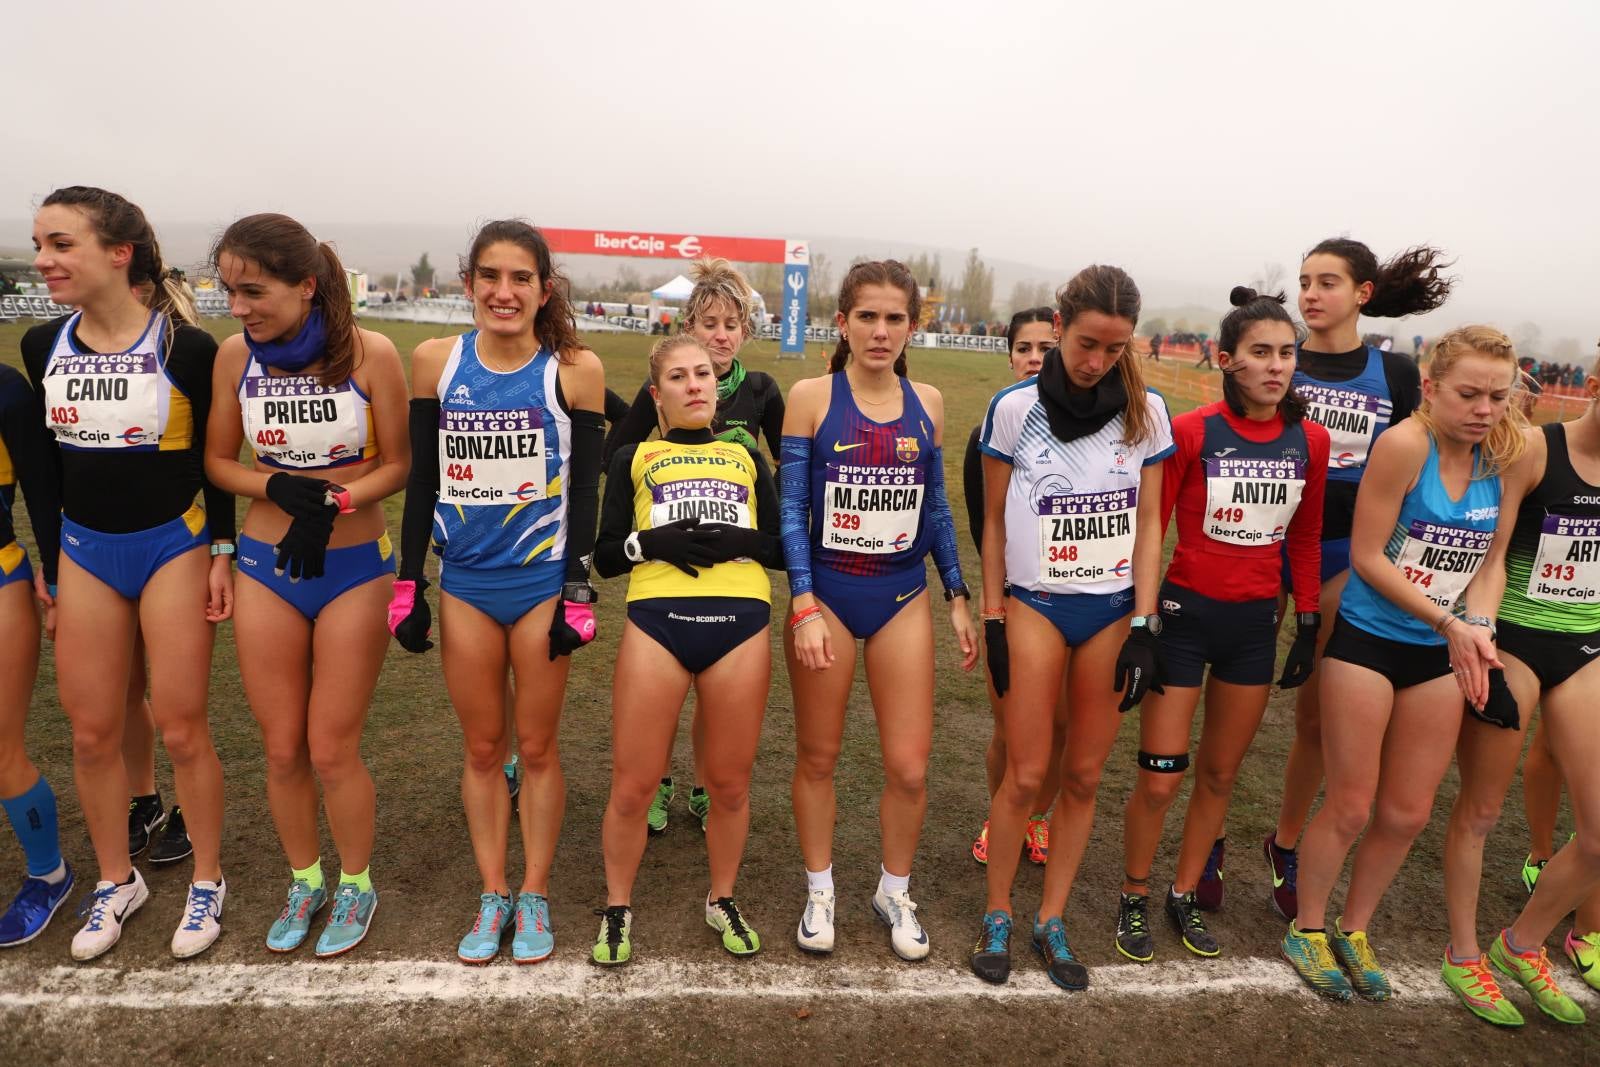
[779,434,815,597]
[926,445,965,593]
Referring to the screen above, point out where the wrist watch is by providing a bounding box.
[1130,613,1163,636]
[624,532,644,563]
[210,542,236,558]
[1295,612,1320,631]
[562,582,599,605]
[1464,614,1497,640]
[325,484,354,514]
[944,582,970,602]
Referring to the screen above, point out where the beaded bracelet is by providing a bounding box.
[789,605,823,632]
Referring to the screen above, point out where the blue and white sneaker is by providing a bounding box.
[0,864,75,948]
[458,892,512,964]
[71,868,149,961]
[512,892,555,963]
[170,879,226,959]
[314,883,377,959]
[266,879,327,953]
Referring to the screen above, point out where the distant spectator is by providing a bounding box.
[1194,338,1214,369]
[1149,334,1162,362]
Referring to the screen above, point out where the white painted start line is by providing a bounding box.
[1,956,1596,1011]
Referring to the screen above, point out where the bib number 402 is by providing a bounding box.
[255,428,286,446]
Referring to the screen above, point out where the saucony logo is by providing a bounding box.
[1583,646,1600,656]
[833,441,866,453]
[896,586,925,603]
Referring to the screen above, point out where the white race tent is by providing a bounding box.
[650,274,695,301]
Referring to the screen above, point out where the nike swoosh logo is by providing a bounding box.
[1582,646,1600,655]
[896,586,925,602]
[113,898,134,922]
[1577,957,1594,975]
[912,927,928,944]
[1273,872,1286,889]
[799,921,818,939]
[833,441,867,452]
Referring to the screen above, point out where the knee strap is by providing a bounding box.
[1137,750,1190,773]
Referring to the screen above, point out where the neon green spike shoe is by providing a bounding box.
[1490,930,1585,1025]
[1330,921,1392,1001]
[647,779,674,836]
[1521,853,1547,895]
[1281,924,1353,1002]
[687,787,710,833]
[706,896,761,956]
[1441,950,1524,1027]
[591,905,632,966]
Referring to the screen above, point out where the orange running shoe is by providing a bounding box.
[1024,814,1049,865]
[972,822,990,865]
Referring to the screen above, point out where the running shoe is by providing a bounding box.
[1032,915,1089,990]
[872,886,929,961]
[148,805,193,866]
[457,892,511,964]
[687,787,710,833]
[0,864,74,948]
[1023,814,1049,865]
[706,896,761,957]
[1281,924,1353,1002]
[796,888,835,954]
[513,892,554,963]
[1115,892,1154,963]
[1490,930,1585,1024]
[1166,888,1219,958]
[647,778,675,836]
[1330,921,1391,1001]
[969,909,1011,984]
[591,905,632,966]
[71,869,149,962]
[971,821,989,866]
[505,755,521,817]
[1563,930,1600,992]
[265,879,327,953]
[127,795,164,858]
[1521,853,1547,895]
[170,879,226,959]
[1441,949,1523,1027]
[1196,837,1225,912]
[1263,833,1297,921]
[315,883,377,958]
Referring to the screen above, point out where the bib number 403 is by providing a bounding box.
[49,406,79,425]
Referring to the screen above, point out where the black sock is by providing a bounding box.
[119,870,138,887]
[1298,926,1324,935]
[133,792,160,807]
[691,786,706,797]
[660,777,673,786]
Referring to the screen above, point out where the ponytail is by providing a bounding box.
[1304,238,1454,320]
[313,242,360,389]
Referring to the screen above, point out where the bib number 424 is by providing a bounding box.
[446,463,474,482]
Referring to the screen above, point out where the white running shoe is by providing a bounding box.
[872,886,929,961]
[171,879,226,959]
[71,869,150,962]
[796,888,835,954]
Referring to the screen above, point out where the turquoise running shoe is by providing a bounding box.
[1282,923,1353,1002]
[1032,915,1089,990]
[315,884,377,959]
[513,892,555,963]
[458,893,511,964]
[265,879,327,953]
[1330,920,1392,1001]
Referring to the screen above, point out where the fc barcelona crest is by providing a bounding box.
[895,436,920,463]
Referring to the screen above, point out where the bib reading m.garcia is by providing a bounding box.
[1036,486,1136,583]
[438,407,547,506]
[1203,456,1305,546]
[822,461,924,554]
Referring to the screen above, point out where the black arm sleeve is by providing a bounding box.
[0,369,61,584]
[1383,352,1424,423]
[593,444,639,579]
[165,327,236,542]
[757,375,786,467]
[962,425,984,551]
[397,397,440,581]
[603,381,658,470]
[563,409,605,582]
[604,388,629,426]
[750,450,786,570]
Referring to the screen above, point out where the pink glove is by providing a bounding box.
[388,579,433,653]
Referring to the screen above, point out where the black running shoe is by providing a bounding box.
[148,805,194,865]
[970,910,1012,984]
[127,795,164,857]
[1115,893,1154,963]
[1165,887,1219,957]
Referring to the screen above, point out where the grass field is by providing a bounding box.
[0,319,1593,1066]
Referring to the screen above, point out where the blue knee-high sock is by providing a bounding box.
[1,776,64,878]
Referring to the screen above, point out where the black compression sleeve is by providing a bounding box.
[593,444,639,579]
[750,450,786,570]
[1383,352,1424,423]
[962,425,984,551]
[563,409,605,582]
[758,375,786,467]
[0,370,61,583]
[605,388,629,425]
[398,397,441,581]
[603,382,658,470]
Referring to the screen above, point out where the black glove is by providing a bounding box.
[389,578,434,653]
[266,472,335,520]
[273,509,336,580]
[1469,668,1519,730]
[697,522,766,563]
[1277,613,1322,689]
[637,517,723,577]
[984,618,1009,697]
[1114,626,1167,713]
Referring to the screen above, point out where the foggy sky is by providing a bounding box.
[8,0,1597,343]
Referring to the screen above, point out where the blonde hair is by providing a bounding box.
[648,334,710,385]
[1414,324,1529,478]
[681,258,758,342]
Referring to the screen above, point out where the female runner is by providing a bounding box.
[964,306,1062,868]
[1263,238,1451,920]
[24,187,234,961]
[389,220,605,964]
[1433,351,1600,1025]
[205,214,410,957]
[970,264,1174,989]
[1283,324,1523,1002]
[1116,288,1328,963]
[604,259,784,837]
[590,334,784,964]
[0,364,69,947]
[782,260,976,961]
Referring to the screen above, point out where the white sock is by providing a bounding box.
[38,860,67,886]
[879,865,910,897]
[806,866,833,893]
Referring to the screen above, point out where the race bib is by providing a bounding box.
[1036,487,1136,586]
[1528,514,1600,603]
[650,477,751,530]
[44,350,161,449]
[1299,384,1382,471]
[1393,521,1492,610]
[243,374,361,468]
[822,462,924,554]
[1203,457,1305,546]
[439,407,547,506]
